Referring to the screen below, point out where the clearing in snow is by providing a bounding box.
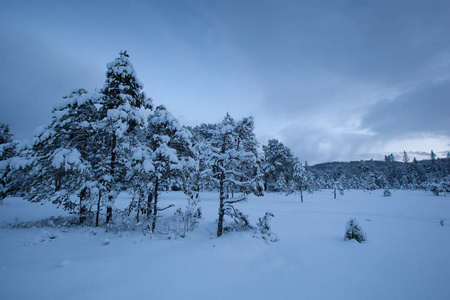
[0,190,449,300]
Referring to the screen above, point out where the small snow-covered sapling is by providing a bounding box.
[345,218,366,243]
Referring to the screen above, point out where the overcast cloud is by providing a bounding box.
[1,0,449,164]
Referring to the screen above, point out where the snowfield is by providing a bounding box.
[1,190,450,300]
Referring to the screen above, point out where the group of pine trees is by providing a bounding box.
[262,139,450,196]
[309,151,450,195]
[1,51,449,237]
[0,51,268,237]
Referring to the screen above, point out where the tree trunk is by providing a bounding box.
[106,134,117,224]
[95,191,102,227]
[79,187,87,224]
[110,134,116,175]
[334,187,336,199]
[106,198,113,224]
[151,178,159,232]
[55,177,61,191]
[136,193,142,222]
[300,189,303,203]
[217,171,225,237]
[147,192,153,217]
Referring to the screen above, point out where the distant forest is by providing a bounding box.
[310,154,450,191]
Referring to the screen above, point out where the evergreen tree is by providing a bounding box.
[262,139,296,192]
[0,124,18,200]
[402,151,410,164]
[97,50,153,223]
[431,150,437,165]
[410,157,426,188]
[446,153,450,175]
[199,114,263,237]
[401,151,410,189]
[289,162,311,202]
[274,172,288,192]
[0,124,14,160]
[11,89,99,222]
[143,105,194,230]
[384,154,397,188]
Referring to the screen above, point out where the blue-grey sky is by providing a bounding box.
[1,0,449,164]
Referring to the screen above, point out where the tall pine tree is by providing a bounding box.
[97,51,153,223]
[199,114,263,237]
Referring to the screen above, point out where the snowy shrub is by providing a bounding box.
[48,231,58,240]
[366,183,378,191]
[2,216,78,229]
[140,221,154,237]
[174,194,202,237]
[216,205,280,242]
[430,184,440,196]
[383,189,392,197]
[255,212,278,242]
[160,221,182,240]
[223,206,253,232]
[345,218,366,243]
[429,179,450,196]
[440,220,445,226]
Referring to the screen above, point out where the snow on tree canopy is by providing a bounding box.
[176,129,192,141]
[51,148,86,171]
[143,158,155,173]
[53,89,94,111]
[148,105,179,127]
[114,121,129,138]
[131,147,144,161]
[101,50,152,111]
[31,129,56,147]
[152,145,179,165]
[8,156,35,170]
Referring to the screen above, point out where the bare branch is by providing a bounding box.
[157,204,174,211]
[224,197,247,204]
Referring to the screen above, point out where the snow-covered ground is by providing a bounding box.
[1,190,449,300]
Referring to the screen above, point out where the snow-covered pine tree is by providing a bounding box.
[262,139,296,192]
[2,147,35,200]
[410,157,426,189]
[402,151,410,164]
[0,124,18,200]
[364,172,380,191]
[384,153,398,189]
[140,105,195,231]
[331,166,345,198]
[233,116,263,195]
[446,153,450,175]
[188,123,221,192]
[400,151,411,189]
[200,114,263,237]
[345,218,366,243]
[0,124,14,160]
[97,50,153,224]
[431,150,437,165]
[428,150,439,182]
[17,89,98,222]
[274,172,288,192]
[124,124,154,223]
[289,161,312,202]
